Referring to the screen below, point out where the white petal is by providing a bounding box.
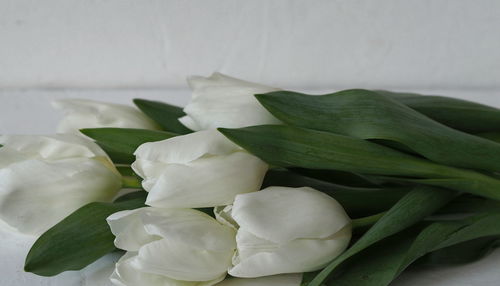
[231,187,350,244]
[141,208,236,252]
[133,130,239,166]
[144,152,268,208]
[52,99,160,134]
[108,208,236,252]
[0,147,29,168]
[134,237,233,281]
[107,208,159,251]
[0,158,121,235]
[130,160,167,189]
[229,226,351,277]
[132,208,235,281]
[183,73,281,130]
[0,134,109,160]
[178,115,200,131]
[111,252,225,286]
[231,229,280,266]
[109,208,236,282]
[215,274,303,286]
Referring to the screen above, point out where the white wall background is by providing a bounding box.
[1,1,500,286]
[1,0,499,90]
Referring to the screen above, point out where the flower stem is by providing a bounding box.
[116,166,142,189]
[121,176,142,189]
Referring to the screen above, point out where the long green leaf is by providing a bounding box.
[289,168,378,187]
[219,125,500,200]
[81,128,175,164]
[133,99,192,134]
[437,195,500,215]
[324,211,500,286]
[376,90,500,133]
[416,236,500,266]
[477,131,500,143]
[24,192,147,276]
[256,89,500,172]
[307,186,455,286]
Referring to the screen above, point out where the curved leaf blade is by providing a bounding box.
[377,90,500,133]
[133,99,192,134]
[417,236,500,267]
[307,186,455,286]
[219,125,500,200]
[324,211,500,286]
[256,89,500,172]
[24,193,146,276]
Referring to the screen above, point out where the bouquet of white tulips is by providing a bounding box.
[2,73,500,286]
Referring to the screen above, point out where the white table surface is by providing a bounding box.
[1,89,499,286]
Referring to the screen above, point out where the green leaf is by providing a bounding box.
[116,166,142,188]
[323,211,500,286]
[263,169,408,217]
[477,131,500,143]
[289,168,378,187]
[319,227,424,286]
[81,128,176,164]
[114,190,148,202]
[307,186,455,286]
[133,99,192,134]
[416,236,500,266]
[24,193,147,276]
[377,90,500,133]
[219,125,500,200]
[437,195,500,215]
[351,212,387,234]
[256,89,500,172]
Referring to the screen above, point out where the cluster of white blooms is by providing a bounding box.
[0,73,351,286]
[107,74,351,286]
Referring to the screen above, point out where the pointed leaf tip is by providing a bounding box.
[133,98,192,134]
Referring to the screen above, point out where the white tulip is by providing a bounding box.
[216,186,351,278]
[132,130,268,208]
[0,134,121,235]
[215,274,303,286]
[52,99,160,134]
[107,207,236,286]
[179,72,281,131]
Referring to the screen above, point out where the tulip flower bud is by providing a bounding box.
[179,72,281,131]
[216,186,351,278]
[107,207,236,286]
[215,274,303,286]
[132,130,268,208]
[0,134,121,235]
[52,99,160,134]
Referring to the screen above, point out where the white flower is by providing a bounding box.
[216,186,351,278]
[52,99,160,134]
[0,134,121,235]
[215,274,303,286]
[132,130,268,208]
[107,207,236,286]
[179,73,281,131]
